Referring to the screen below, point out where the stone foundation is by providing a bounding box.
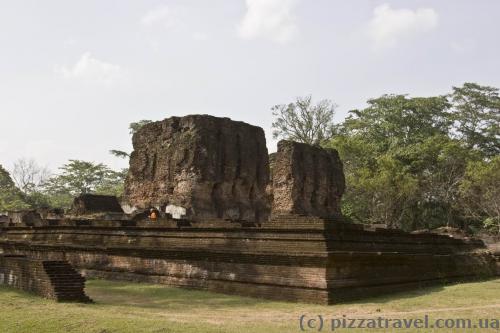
[0,255,91,302]
[0,216,496,304]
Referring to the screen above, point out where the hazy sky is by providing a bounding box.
[1,0,499,173]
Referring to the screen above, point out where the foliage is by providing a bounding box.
[109,150,130,159]
[328,84,499,232]
[459,156,500,234]
[0,165,29,212]
[43,160,126,208]
[272,95,336,145]
[340,94,451,148]
[450,83,500,157]
[11,158,51,208]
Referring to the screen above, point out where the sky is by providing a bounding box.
[1,0,499,173]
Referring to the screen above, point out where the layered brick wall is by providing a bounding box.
[0,216,496,304]
[124,115,270,222]
[0,255,91,302]
[270,141,345,217]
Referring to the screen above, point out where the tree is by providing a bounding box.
[272,95,336,145]
[43,160,126,208]
[0,164,29,212]
[94,168,128,197]
[459,156,500,234]
[12,158,51,193]
[11,158,52,208]
[340,94,451,150]
[450,82,500,157]
[109,120,152,159]
[328,94,471,230]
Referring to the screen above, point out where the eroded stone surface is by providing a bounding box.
[7,210,41,225]
[271,140,345,217]
[124,115,270,222]
[0,255,91,302]
[71,194,124,215]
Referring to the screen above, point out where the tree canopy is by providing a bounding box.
[325,83,500,233]
[271,95,336,145]
[43,160,126,208]
[0,164,29,212]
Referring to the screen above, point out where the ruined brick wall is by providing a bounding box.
[7,211,41,225]
[271,140,345,217]
[0,255,91,302]
[0,220,496,304]
[124,115,270,222]
[71,194,124,215]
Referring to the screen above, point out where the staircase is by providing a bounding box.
[42,261,92,302]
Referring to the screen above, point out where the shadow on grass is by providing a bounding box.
[86,278,267,310]
[86,277,497,312]
[338,276,499,306]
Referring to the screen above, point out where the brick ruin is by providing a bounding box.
[71,194,124,216]
[124,115,270,222]
[0,114,498,304]
[0,255,91,302]
[270,140,345,218]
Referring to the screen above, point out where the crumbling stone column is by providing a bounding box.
[271,140,345,217]
[124,115,270,222]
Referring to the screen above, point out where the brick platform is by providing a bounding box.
[0,216,496,304]
[0,255,91,302]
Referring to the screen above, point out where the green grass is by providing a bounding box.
[0,278,499,333]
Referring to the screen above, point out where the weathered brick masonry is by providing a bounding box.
[0,217,496,304]
[0,115,497,304]
[124,115,270,222]
[0,255,91,302]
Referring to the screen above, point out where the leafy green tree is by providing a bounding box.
[94,168,128,197]
[272,95,336,145]
[329,94,473,230]
[43,160,126,208]
[450,83,500,157]
[459,156,500,234]
[340,95,451,149]
[0,164,29,212]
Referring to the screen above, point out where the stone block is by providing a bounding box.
[271,140,345,217]
[124,115,270,222]
[71,194,124,215]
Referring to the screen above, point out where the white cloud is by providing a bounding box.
[368,4,438,49]
[141,5,178,29]
[55,52,124,84]
[237,0,298,43]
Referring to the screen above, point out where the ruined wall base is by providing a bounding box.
[0,255,91,302]
[0,216,497,304]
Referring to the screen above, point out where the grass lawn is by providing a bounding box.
[0,278,499,333]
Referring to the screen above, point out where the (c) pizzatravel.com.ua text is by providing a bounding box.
[299,314,500,331]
